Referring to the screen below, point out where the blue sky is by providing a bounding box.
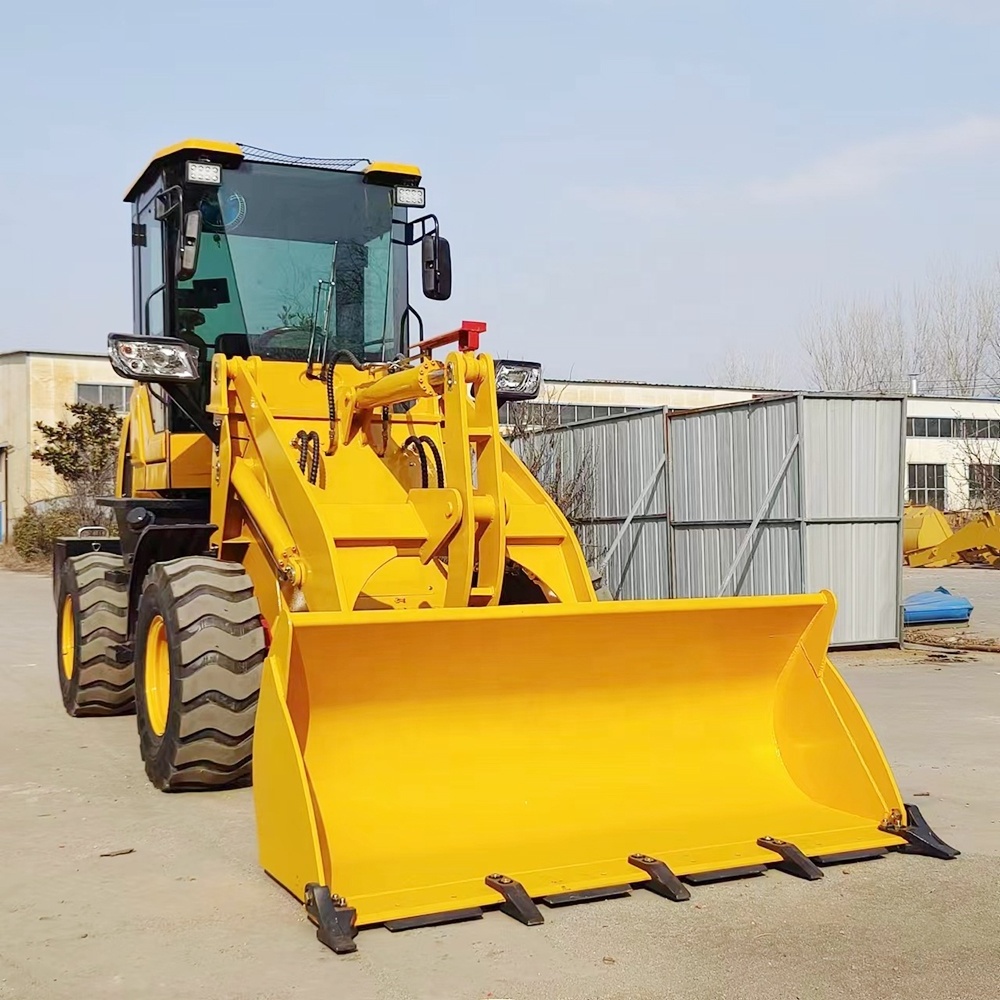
[2,0,1000,384]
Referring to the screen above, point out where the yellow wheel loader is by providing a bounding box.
[53,140,958,953]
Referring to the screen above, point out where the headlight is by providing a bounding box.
[108,334,200,382]
[495,360,542,402]
[393,185,426,208]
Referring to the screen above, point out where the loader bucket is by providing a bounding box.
[254,591,909,928]
[904,505,956,566]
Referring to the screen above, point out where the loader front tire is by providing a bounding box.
[133,557,265,791]
[56,552,134,717]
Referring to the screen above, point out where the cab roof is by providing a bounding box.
[124,139,421,202]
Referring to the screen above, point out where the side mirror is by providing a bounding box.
[421,232,452,301]
[175,210,202,282]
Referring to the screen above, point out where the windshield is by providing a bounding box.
[179,161,405,363]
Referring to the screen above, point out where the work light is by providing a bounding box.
[393,185,426,208]
[495,361,542,401]
[185,161,223,185]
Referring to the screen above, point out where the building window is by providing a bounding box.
[908,464,947,509]
[907,416,957,437]
[908,416,1000,440]
[77,383,132,413]
[553,403,644,425]
[503,401,645,433]
[969,464,1000,506]
[957,418,1000,439]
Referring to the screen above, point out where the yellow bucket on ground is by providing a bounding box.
[253,590,908,928]
[904,505,955,565]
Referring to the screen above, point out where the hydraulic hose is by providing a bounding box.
[418,435,445,488]
[294,430,321,485]
[402,436,430,488]
[401,435,445,489]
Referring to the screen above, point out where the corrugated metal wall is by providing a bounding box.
[516,393,905,647]
[668,396,803,600]
[512,410,671,600]
[798,396,905,645]
[667,395,905,646]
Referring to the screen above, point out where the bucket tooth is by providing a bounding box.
[881,804,961,861]
[485,874,544,926]
[304,883,358,954]
[384,907,483,932]
[757,837,824,881]
[628,853,691,902]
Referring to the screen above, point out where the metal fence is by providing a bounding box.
[516,393,906,647]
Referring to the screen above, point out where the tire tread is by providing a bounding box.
[60,552,133,717]
[137,558,264,791]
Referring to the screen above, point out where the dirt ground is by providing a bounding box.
[1,567,998,1000]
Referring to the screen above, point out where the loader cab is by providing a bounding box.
[123,140,439,438]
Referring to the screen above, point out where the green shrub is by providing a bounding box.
[11,505,91,560]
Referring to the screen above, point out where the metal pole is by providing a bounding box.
[795,394,808,598]
[895,396,907,646]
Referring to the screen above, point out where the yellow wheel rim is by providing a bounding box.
[144,615,170,737]
[59,595,75,680]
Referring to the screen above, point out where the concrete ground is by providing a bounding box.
[1,568,998,1000]
[903,564,1000,644]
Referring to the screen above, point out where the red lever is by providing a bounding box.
[411,320,486,357]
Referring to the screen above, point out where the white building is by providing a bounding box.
[904,394,1000,511]
[0,350,132,541]
[538,378,764,424]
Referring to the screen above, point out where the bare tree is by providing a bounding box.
[914,265,1000,396]
[714,347,788,389]
[500,396,609,577]
[802,291,914,392]
[503,400,596,529]
[800,262,1000,395]
[953,425,1000,511]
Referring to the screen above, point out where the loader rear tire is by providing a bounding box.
[56,552,134,717]
[133,557,266,791]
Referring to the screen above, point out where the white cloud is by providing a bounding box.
[748,116,1000,205]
